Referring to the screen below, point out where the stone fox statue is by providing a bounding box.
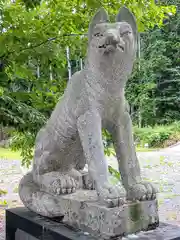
[19,7,157,217]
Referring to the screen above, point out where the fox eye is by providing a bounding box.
[120,30,132,37]
[94,32,103,37]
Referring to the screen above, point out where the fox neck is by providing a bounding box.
[85,51,134,93]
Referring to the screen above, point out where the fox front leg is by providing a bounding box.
[111,109,157,201]
[77,110,125,207]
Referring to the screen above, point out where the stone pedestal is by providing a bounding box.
[60,190,159,239]
[5,207,180,240]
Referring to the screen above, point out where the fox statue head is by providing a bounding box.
[87,6,137,84]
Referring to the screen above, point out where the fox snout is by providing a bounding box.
[104,31,120,46]
[101,30,125,52]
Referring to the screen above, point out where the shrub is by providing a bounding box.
[133,122,180,148]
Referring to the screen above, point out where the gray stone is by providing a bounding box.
[6,208,180,240]
[18,5,158,239]
[19,5,157,218]
[60,190,159,239]
[16,230,37,240]
[14,222,180,240]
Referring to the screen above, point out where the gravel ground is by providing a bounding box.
[0,159,29,240]
[109,144,180,225]
[1,144,180,239]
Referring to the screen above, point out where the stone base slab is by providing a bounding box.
[15,223,180,240]
[6,208,180,240]
[60,190,159,239]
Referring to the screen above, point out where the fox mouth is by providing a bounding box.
[99,43,124,52]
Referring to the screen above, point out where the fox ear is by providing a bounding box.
[116,6,137,41]
[88,8,109,43]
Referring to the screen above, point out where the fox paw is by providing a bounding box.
[97,182,126,208]
[51,175,79,195]
[127,181,157,201]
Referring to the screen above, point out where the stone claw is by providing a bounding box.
[51,175,78,195]
[127,181,157,202]
[97,182,126,208]
[81,171,95,190]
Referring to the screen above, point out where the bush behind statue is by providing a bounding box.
[134,121,180,148]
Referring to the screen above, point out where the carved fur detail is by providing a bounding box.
[19,7,157,217]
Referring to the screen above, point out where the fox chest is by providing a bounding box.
[98,97,124,123]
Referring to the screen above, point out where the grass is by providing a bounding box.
[134,122,180,149]
[0,147,22,160]
[0,200,8,206]
[13,186,19,193]
[136,146,159,152]
[0,189,7,196]
[0,146,157,161]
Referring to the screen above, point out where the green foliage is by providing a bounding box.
[10,131,35,167]
[0,189,8,196]
[134,126,171,147]
[134,121,180,147]
[108,165,121,180]
[13,186,19,193]
[0,0,176,166]
[22,0,41,9]
[82,0,176,31]
[126,0,180,127]
[0,200,8,206]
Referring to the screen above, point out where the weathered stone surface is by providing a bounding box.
[19,6,157,220]
[6,208,180,240]
[60,190,159,239]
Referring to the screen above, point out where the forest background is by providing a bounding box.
[0,0,179,167]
